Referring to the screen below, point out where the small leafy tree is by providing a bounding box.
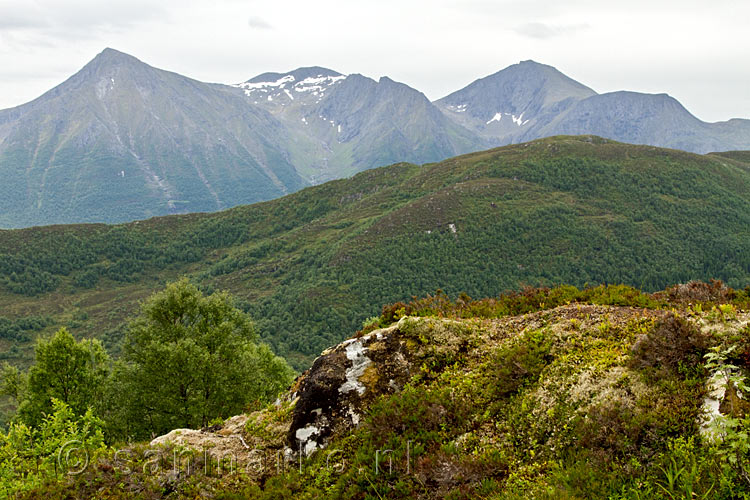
[0,363,24,428]
[109,279,294,439]
[15,328,109,427]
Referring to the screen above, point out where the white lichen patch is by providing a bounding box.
[568,366,648,408]
[295,424,320,456]
[347,407,361,426]
[339,338,371,395]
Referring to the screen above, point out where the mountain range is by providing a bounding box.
[1,49,749,228]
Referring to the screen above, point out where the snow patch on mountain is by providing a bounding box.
[293,75,346,93]
[512,113,530,126]
[234,73,347,102]
[484,112,529,126]
[234,75,295,95]
[486,112,502,124]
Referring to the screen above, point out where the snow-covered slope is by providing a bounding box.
[233,67,347,109]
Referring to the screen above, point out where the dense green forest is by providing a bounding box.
[0,136,749,370]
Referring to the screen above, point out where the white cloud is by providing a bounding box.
[247,16,272,30]
[515,22,589,39]
[0,0,168,38]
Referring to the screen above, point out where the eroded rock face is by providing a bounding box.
[149,414,254,462]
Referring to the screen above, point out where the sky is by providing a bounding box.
[0,0,748,123]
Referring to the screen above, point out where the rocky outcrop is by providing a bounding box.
[45,296,750,499]
[149,308,750,463]
[149,414,253,460]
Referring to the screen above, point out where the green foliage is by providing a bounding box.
[0,314,52,341]
[0,254,60,296]
[107,279,295,439]
[703,344,750,489]
[630,315,708,376]
[379,284,663,325]
[11,285,750,499]
[489,329,552,398]
[15,328,109,428]
[0,399,106,496]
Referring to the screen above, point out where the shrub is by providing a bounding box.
[490,329,552,398]
[629,315,708,376]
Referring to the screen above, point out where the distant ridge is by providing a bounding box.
[0,48,305,228]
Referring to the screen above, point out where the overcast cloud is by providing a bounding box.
[0,0,747,122]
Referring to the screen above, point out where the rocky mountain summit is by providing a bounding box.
[435,60,597,142]
[437,60,750,153]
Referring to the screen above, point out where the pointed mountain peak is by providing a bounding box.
[486,60,593,91]
[69,48,156,84]
[100,47,130,57]
[88,48,144,67]
[441,60,596,99]
[344,73,374,83]
[21,48,158,104]
[436,60,596,123]
[374,76,429,100]
[377,76,401,86]
[518,59,548,67]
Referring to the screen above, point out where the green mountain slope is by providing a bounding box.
[0,136,749,370]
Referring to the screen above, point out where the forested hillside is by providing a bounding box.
[0,136,749,370]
